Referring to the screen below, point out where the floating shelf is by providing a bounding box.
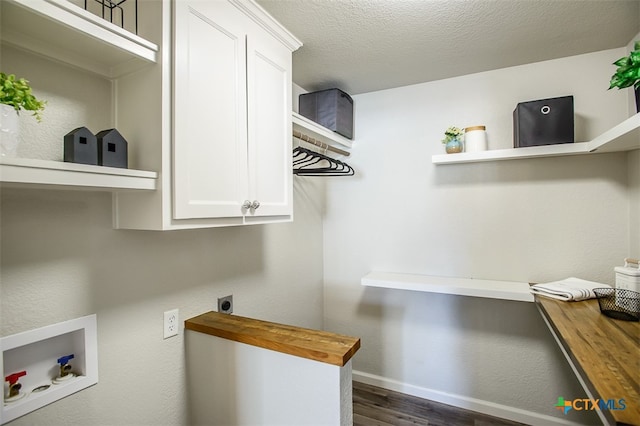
[186,311,360,367]
[0,0,158,78]
[292,112,353,150]
[432,113,640,165]
[0,157,158,191]
[362,271,534,302]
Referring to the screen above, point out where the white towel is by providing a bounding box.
[530,277,611,301]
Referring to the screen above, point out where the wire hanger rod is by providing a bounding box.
[292,130,350,157]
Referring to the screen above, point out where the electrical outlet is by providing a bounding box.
[163,309,179,339]
[218,295,233,314]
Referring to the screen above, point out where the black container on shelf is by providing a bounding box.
[64,127,98,165]
[513,95,574,148]
[593,288,640,321]
[299,88,354,139]
[96,128,128,168]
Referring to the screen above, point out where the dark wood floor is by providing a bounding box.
[353,381,529,426]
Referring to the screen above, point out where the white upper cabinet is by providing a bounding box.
[173,0,295,221]
[114,0,301,230]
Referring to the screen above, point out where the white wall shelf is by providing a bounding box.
[292,112,353,150]
[0,0,158,78]
[0,157,157,191]
[362,271,534,302]
[432,113,640,165]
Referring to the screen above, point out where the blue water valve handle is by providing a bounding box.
[57,354,74,365]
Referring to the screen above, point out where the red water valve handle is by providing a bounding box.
[5,371,26,385]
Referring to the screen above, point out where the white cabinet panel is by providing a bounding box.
[246,32,292,218]
[173,0,248,219]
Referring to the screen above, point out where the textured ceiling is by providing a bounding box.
[257,0,640,95]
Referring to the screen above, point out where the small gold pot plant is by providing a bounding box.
[442,126,464,153]
[608,40,640,113]
[0,72,46,157]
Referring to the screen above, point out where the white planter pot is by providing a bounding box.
[0,104,20,157]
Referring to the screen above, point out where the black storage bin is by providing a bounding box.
[513,96,574,147]
[299,88,354,139]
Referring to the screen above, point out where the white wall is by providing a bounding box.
[322,48,636,425]
[626,34,640,257]
[0,47,326,425]
[630,150,640,257]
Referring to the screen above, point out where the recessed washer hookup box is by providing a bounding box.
[299,88,354,139]
[513,95,574,148]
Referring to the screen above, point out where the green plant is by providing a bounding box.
[441,126,464,144]
[0,72,46,122]
[609,41,640,91]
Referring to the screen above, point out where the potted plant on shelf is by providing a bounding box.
[442,126,464,153]
[0,72,46,157]
[608,40,640,113]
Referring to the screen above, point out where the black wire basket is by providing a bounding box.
[593,288,640,321]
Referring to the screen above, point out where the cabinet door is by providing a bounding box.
[246,27,293,218]
[173,0,248,219]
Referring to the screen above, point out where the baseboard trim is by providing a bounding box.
[352,370,585,426]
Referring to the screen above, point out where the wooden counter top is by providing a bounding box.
[535,296,640,425]
[185,311,360,367]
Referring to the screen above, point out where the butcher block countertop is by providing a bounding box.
[185,311,360,367]
[535,296,640,425]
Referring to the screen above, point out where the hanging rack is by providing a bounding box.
[292,129,354,176]
[292,130,350,157]
[292,146,354,176]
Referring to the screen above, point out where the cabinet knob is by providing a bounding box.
[242,200,252,210]
[251,200,260,210]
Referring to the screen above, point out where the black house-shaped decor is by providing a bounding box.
[64,127,98,165]
[96,128,128,169]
